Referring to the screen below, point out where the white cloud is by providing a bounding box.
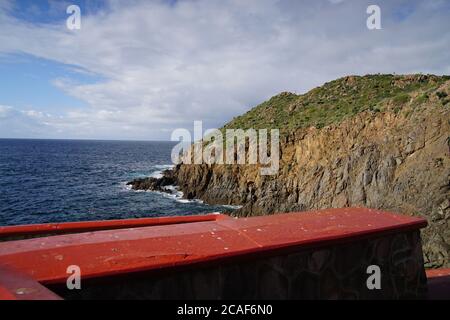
[0,105,14,119]
[0,0,450,139]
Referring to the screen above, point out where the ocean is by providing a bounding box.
[0,139,232,226]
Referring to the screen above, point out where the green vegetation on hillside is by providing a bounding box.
[223,74,450,134]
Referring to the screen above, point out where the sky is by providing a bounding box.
[0,0,449,141]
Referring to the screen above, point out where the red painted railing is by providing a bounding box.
[0,213,224,239]
[0,208,429,300]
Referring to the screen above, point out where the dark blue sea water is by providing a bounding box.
[0,139,232,226]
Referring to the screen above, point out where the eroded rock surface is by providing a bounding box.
[129,75,450,268]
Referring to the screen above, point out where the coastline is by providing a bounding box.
[127,166,243,209]
[127,75,450,269]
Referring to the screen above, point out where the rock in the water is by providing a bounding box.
[127,170,176,193]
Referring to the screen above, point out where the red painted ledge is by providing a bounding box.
[0,208,427,286]
[0,266,61,300]
[426,268,450,300]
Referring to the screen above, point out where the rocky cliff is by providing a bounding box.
[130,74,450,268]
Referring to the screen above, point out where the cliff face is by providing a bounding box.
[132,74,450,268]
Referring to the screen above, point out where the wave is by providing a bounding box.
[125,165,239,210]
[161,185,205,204]
[222,204,243,209]
[149,164,175,179]
[125,182,239,209]
[120,181,133,191]
[143,165,205,204]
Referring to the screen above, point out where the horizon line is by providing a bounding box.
[0,137,175,143]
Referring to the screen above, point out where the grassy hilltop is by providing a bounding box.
[224,74,450,133]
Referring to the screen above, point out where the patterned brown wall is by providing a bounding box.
[53,230,427,300]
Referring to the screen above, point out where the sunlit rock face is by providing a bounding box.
[131,75,450,268]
